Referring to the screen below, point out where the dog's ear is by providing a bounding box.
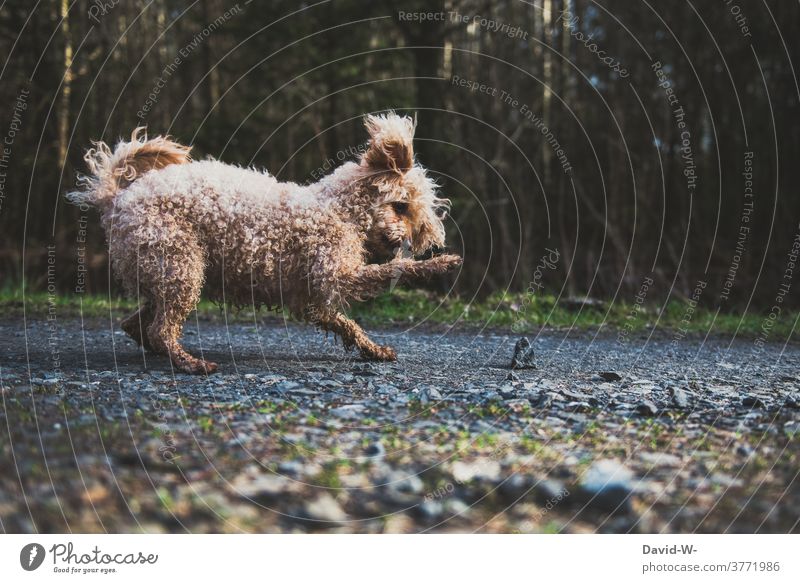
[362,113,415,175]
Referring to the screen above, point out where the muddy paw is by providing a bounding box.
[362,345,397,362]
[180,359,219,375]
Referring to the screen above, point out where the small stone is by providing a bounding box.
[452,459,501,483]
[742,395,766,408]
[232,473,293,501]
[506,371,520,381]
[532,392,554,408]
[382,514,414,534]
[498,384,517,399]
[533,479,569,504]
[736,444,754,457]
[636,400,659,417]
[565,401,592,413]
[364,441,386,458]
[376,384,399,396]
[443,498,470,516]
[303,494,348,523]
[274,380,300,393]
[559,412,587,425]
[598,372,622,382]
[511,338,536,370]
[709,473,743,488]
[481,391,502,402]
[277,460,304,476]
[560,388,585,401]
[588,396,604,407]
[416,500,443,520]
[352,364,378,377]
[382,470,424,495]
[419,386,443,405]
[669,387,691,408]
[783,395,799,409]
[639,452,682,466]
[579,460,636,513]
[329,404,366,419]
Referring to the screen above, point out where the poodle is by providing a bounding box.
[69,114,461,374]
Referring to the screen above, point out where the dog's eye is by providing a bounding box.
[391,201,410,215]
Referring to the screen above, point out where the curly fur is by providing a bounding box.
[68,114,461,374]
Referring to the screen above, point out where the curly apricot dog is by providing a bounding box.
[69,114,461,374]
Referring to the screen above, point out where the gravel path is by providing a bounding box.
[1,317,798,533]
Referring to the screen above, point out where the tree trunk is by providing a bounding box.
[57,0,73,166]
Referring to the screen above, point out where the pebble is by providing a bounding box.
[480,391,502,402]
[416,500,443,520]
[636,400,659,417]
[303,494,348,523]
[783,395,800,409]
[277,460,304,476]
[443,498,470,516]
[498,384,518,400]
[742,395,766,408]
[231,473,293,501]
[511,337,536,369]
[669,387,691,408]
[329,404,366,419]
[565,401,592,413]
[639,452,682,466]
[364,441,386,458]
[382,470,424,495]
[274,381,300,393]
[452,460,501,483]
[533,392,555,408]
[419,386,442,404]
[598,372,622,382]
[534,479,569,504]
[560,388,586,401]
[579,460,636,513]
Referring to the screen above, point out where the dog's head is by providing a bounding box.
[359,113,450,261]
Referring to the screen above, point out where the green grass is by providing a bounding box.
[1,285,798,338]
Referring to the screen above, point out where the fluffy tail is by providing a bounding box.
[67,127,191,210]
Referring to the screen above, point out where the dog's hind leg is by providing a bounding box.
[138,243,217,375]
[147,292,217,375]
[121,302,154,351]
[317,312,396,361]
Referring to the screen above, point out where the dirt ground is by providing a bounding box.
[1,316,798,533]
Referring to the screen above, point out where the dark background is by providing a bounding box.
[1,0,798,308]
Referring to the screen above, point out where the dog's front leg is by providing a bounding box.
[318,312,396,361]
[345,254,462,300]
